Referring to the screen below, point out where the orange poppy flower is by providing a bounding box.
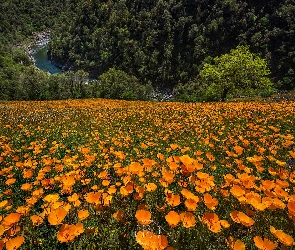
[181,188,197,201]
[162,170,175,184]
[166,193,181,207]
[128,162,143,175]
[170,144,179,150]
[136,230,153,248]
[185,198,198,211]
[135,210,152,225]
[179,155,194,166]
[230,210,254,227]
[206,152,215,162]
[156,234,169,250]
[0,225,4,237]
[165,211,180,228]
[5,235,25,250]
[84,191,102,204]
[220,219,230,228]
[200,212,221,233]
[23,169,34,178]
[78,210,89,220]
[21,183,32,191]
[227,237,246,250]
[2,213,21,228]
[0,200,8,208]
[31,214,44,226]
[168,161,179,171]
[43,193,60,203]
[57,222,84,243]
[233,145,244,155]
[270,198,286,210]
[120,182,134,197]
[230,185,245,198]
[144,182,157,192]
[288,200,295,215]
[156,203,167,212]
[5,178,16,185]
[67,193,79,203]
[157,153,164,161]
[102,179,111,186]
[136,230,168,249]
[220,189,229,197]
[107,185,116,195]
[270,226,294,246]
[60,175,75,186]
[180,212,196,228]
[203,193,218,210]
[48,207,67,225]
[113,209,124,222]
[254,236,278,250]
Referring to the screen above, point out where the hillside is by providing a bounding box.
[0,99,294,249]
[1,0,295,101]
[49,0,295,89]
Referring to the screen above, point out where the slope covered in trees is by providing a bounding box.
[49,0,295,90]
[0,0,295,101]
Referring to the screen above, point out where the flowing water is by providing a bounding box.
[31,39,62,74]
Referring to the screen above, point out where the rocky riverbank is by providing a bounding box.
[27,30,51,62]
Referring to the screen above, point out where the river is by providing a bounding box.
[31,38,62,74]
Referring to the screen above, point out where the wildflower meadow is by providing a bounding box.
[0,99,294,250]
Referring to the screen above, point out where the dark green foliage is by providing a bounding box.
[48,0,295,90]
[94,68,154,100]
[174,46,275,102]
[199,46,275,101]
[0,0,66,45]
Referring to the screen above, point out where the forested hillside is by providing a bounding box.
[49,0,295,89]
[1,0,295,101]
[0,0,65,44]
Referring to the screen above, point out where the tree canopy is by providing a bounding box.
[199,46,274,101]
[48,0,295,90]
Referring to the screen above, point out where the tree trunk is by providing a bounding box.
[221,88,229,101]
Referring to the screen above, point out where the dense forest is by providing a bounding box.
[1,0,295,100]
[49,0,295,89]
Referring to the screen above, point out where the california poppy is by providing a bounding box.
[57,222,84,243]
[180,212,196,228]
[270,226,294,246]
[203,193,218,210]
[165,211,180,228]
[31,214,44,226]
[200,212,221,233]
[230,210,254,227]
[48,207,67,225]
[5,235,25,250]
[78,209,89,220]
[135,210,151,225]
[227,236,246,250]
[113,209,124,222]
[144,182,157,192]
[2,213,21,228]
[254,236,278,250]
[166,193,181,207]
[185,198,198,211]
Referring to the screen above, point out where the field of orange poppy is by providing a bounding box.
[0,99,294,249]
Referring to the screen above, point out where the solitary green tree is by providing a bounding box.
[199,45,274,101]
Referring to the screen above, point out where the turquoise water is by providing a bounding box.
[32,43,62,74]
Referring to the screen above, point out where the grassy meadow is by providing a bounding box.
[0,99,295,250]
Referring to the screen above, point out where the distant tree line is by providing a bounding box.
[0,46,153,101]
